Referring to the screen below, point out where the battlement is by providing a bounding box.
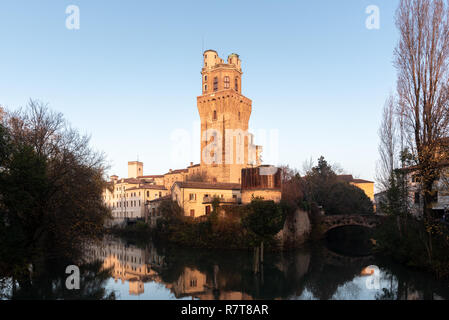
[202,50,242,71]
[201,50,243,95]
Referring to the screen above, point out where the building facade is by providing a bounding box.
[171,181,242,218]
[103,51,282,221]
[337,175,375,202]
[197,50,262,184]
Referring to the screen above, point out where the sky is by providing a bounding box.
[0,0,400,185]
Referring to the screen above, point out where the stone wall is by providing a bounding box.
[275,209,311,248]
[241,189,282,204]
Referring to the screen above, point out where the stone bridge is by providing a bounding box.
[321,214,383,234]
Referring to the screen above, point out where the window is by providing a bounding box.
[213,77,218,91]
[204,84,207,92]
[235,77,239,91]
[159,191,162,197]
[189,193,197,201]
[204,75,207,81]
[224,76,230,89]
[190,209,195,217]
[147,191,149,197]
[238,111,241,120]
[213,110,217,120]
[414,192,420,204]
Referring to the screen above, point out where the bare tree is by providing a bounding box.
[301,157,314,176]
[376,94,398,191]
[1,100,110,265]
[395,0,449,219]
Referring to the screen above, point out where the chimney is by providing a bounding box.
[190,162,193,166]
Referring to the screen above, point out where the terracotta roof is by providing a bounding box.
[337,175,373,184]
[116,178,142,184]
[337,175,354,183]
[352,179,374,184]
[126,184,167,191]
[165,168,188,175]
[172,181,241,190]
[149,195,171,203]
[137,175,164,179]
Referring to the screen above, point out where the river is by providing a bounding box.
[2,226,449,300]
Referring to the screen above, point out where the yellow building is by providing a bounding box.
[171,181,241,217]
[337,175,375,201]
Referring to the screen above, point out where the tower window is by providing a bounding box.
[213,110,217,120]
[213,77,218,91]
[204,84,207,92]
[235,77,239,91]
[205,75,207,81]
[224,76,230,89]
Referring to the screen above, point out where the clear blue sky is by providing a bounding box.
[0,0,399,183]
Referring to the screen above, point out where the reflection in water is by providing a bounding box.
[2,225,449,300]
[79,233,449,300]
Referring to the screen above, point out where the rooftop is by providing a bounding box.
[127,184,167,191]
[172,181,241,191]
[337,175,374,184]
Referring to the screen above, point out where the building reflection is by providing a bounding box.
[86,237,165,296]
[84,237,449,300]
[86,237,262,299]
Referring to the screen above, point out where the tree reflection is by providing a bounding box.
[1,258,115,300]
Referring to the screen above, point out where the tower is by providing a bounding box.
[197,50,259,184]
[128,161,143,179]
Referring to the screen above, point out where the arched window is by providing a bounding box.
[235,77,239,91]
[204,84,207,92]
[213,110,217,120]
[213,77,218,91]
[224,76,230,89]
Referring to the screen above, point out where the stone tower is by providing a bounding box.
[128,161,143,179]
[197,50,260,184]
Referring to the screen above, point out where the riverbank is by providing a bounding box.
[108,218,278,251]
[108,199,311,251]
[372,215,449,280]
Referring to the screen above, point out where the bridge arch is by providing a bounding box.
[321,214,382,234]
